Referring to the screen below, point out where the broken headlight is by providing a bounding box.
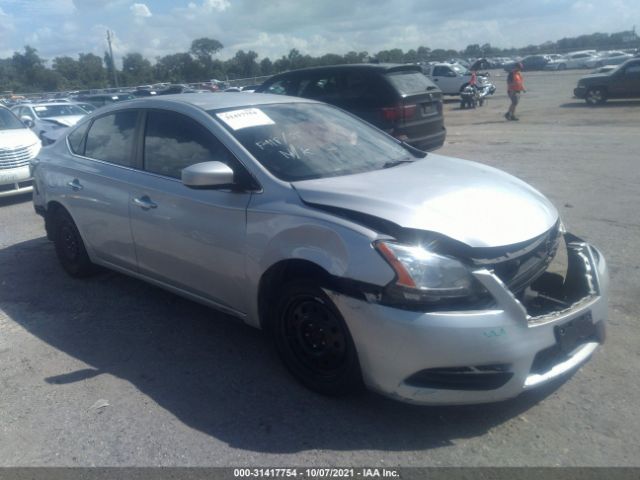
[375,241,488,303]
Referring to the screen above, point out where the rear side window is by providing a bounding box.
[298,74,341,100]
[386,71,437,95]
[263,78,298,95]
[84,111,138,167]
[143,110,235,179]
[68,121,90,155]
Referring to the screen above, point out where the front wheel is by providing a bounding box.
[271,281,363,396]
[585,88,607,106]
[52,208,97,277]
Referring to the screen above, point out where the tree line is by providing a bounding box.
[1,29,637,94]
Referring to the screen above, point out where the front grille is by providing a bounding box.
[0,143,39,170]
[475,223,562,294]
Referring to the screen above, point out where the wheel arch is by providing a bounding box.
[44,200,67,240]
[258,259,336,331]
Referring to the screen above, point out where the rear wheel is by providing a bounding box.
[585,87,607,106]
[558,63,567,70]
[271,281,363,396]
[52,208,97,277]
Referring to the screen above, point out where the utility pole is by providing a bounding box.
[106,30,119,88]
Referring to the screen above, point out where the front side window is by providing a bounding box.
[298,75,341,100]
[84,111,138,167]
[432,66,448,76]
[264,78,297,95]
[68,121,90,155]
[212,103,417,182]
[144,110,235,179]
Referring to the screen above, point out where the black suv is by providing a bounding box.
[256,64,446,151]
[574,58,640,105]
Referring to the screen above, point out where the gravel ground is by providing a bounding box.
[1,69,639,466]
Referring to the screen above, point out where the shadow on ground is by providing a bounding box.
[0,237,569,454]
[560,100,640,108]
[0,192,32,207]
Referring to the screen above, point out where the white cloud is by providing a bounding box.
[202,0,230,12]
[130,3,152,17]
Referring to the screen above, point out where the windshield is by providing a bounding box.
[0,108,26,130]
[210,103,418,181]
[451,64,470,75]
[33,104,86,118]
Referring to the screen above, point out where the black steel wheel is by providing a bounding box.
[585,88,607,106]
[272,281,363,396]
[52,208,97,277]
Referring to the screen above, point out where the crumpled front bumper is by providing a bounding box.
[328,236,608,405]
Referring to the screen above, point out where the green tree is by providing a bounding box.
[155,53,199,83]
[375,48,404,63]
[52,56,80,87]
[259,57,274,76]
[12,46,45,90]
[343,51,368,63]
[226,50,260,79]
[190,37,223,78]
[77,53,107,88]
[122,52,153,85]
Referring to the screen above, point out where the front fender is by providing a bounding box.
[243,201,395,327]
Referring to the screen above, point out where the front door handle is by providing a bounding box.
[132,196,158,210]
[67,179,83,191]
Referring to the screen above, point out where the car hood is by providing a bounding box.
[580,72,611,82]
[40,115,84,127]
[292,154,558,248]
[0,128,40,149]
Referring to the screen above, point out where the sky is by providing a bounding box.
[0,0,638,64]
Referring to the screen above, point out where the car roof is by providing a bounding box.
[94,92,319,113]
[267,63,422,77]
[21,102,78,107]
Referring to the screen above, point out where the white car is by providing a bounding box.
[0,106,41,197]
[584,51,634,68]
[423,63,476,95]
[544,51,598,70]
[11,102,87,145]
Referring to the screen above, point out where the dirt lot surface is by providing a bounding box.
[1,70,639,466]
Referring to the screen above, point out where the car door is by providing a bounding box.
[610,62,640,97]
[431,66,456,94]
[128,108,252,313]
[61,110,140,270]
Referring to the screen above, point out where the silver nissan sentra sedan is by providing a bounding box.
[31,93,608,405]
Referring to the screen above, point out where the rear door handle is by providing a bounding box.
[132,196,158,210]
[67,179,83,191]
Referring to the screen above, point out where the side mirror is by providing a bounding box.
[182,161,234,188]
[21,116,34,128]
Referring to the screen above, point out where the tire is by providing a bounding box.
[585,88,607,106]
[52,208,97,278]
[271,281,363,396]
[558,63,567,71]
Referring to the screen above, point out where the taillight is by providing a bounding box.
[381,103,417,123]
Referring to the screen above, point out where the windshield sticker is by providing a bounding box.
[34,106,48,112]
[216,108,274,130]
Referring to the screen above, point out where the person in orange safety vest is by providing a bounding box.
[505,62,525,121]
